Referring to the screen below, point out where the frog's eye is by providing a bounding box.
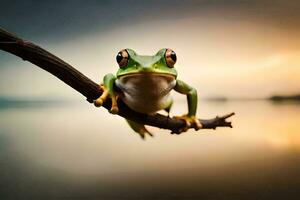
[165,49,177,68]
[116,49,129,68]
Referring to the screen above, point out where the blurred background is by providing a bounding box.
[1,0,300,199]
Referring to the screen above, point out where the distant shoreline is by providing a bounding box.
[269,94,300,102]
[205,94,300,102]
[0,97,72,108]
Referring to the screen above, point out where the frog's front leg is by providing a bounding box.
[94,73,119,114]
[173,79,202,133]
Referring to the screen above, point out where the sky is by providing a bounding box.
[1,0,300,99]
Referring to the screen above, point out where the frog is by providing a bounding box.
[94,48,202,139]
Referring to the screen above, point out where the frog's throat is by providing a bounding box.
[115,72,176,114]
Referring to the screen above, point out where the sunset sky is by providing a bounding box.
[1,0,300,99]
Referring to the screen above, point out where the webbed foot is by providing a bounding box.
[172,114,202,134]
[94,85,119,114]
[126,119,153,139]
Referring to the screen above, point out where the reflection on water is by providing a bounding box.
[0,100,300,199]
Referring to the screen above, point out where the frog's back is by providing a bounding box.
[116,73,176,114]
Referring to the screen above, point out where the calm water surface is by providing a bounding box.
[0,100,300,199]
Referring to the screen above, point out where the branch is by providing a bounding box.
[0,27,234,134]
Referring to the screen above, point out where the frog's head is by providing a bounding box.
[115,48,178,78]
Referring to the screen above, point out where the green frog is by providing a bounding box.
[94,48,202,138]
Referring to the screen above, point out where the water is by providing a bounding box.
[0,100,300,199]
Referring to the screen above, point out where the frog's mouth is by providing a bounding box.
[118,72,176,79]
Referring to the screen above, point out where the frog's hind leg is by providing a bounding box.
[126,119,153,139]
[164,98,173,117]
